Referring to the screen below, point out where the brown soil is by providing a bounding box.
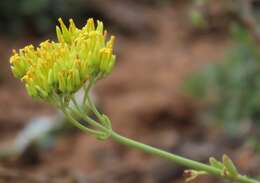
[0,1,259,183]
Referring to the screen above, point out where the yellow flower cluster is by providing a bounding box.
[10,18,116,100]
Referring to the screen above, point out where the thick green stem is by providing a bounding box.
[110,131,259,183]
[111,132,221,174]
[61,95,260,183]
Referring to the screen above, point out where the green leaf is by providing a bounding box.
[209,157,224,170]
[222,154,239,177]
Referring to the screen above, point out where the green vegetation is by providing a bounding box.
[0,0,85,35]
[184,26,260,135]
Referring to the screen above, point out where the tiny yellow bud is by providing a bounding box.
[107,36,115,49]
[56,26,63,43]
[69,18,77,33]
[58,18,71,43]
[85,18,95,32]
[10,18,116,102]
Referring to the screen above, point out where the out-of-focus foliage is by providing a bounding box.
[0,0,88,36]
[184,26,260,135]
[189,0,209,29]
[132,0,174,6]
[189,0,251,31]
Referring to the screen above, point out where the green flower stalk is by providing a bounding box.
[10,18,260,183]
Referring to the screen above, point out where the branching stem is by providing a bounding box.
[60,89,260,183]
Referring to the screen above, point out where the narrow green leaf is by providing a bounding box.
[209,157,224,170]
[222,154,239,177]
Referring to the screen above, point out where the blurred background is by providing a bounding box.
[0,0,260,182]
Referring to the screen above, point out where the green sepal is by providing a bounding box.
[222,154,239,177]
[209,157,224,170]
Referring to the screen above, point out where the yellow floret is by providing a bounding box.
[10,18,116,101]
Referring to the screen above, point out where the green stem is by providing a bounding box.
[83,79,94,107]
[110,131,259,183]
[110,131,222,175]
[61,96,260,183]
[72,96,81,111]
[87,94,103,122]
[69,106,106,131]
[61,107,103,136]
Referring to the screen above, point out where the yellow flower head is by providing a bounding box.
[10,18,116,101]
